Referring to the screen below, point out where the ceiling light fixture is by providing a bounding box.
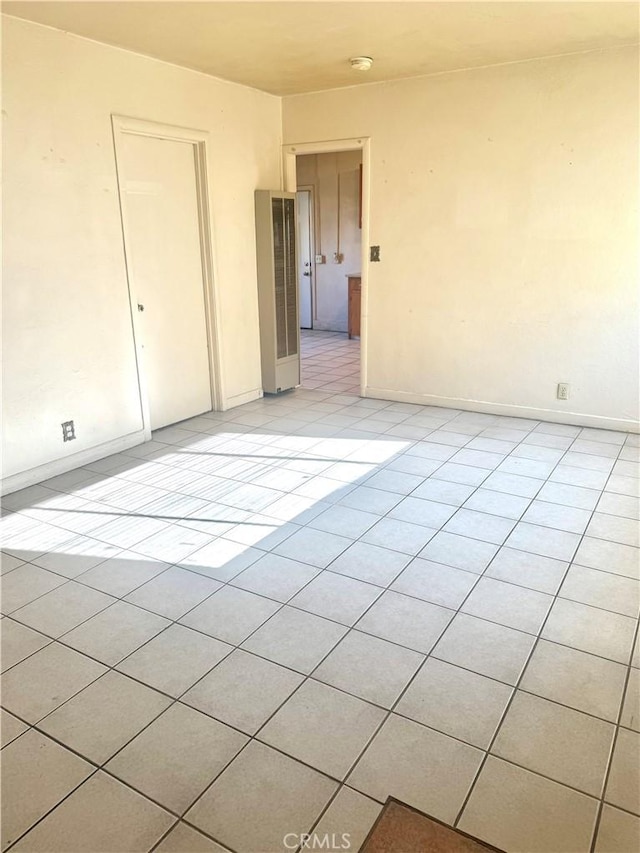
[350,56,373,72]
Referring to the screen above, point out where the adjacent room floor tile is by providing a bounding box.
[521,500,592,534]
[153,823,230,853]
[620,667,640,732]
[0,709,29,747]
[311,787,382,853]
[461,577,553,635]
[356,590,452,654]
[542,598,636,663]
[492,691,615,796]
[179,585,280,645]
[39,670,171,764]
[463,488,531,519]
[178,539,262,582]
[77,552,170,596]
[419,532,498,573]
[573,537,640,580]
[485,548,568,594]
[1,642,106,723]
[182,648,304,734]
[230,552,319,602]
[308,505,380,539]
[10,771,173,852]
[0,563,67,614]
[361,517,437,556]
[1,729,93,850]
[595,805,640,853]
[60,595,170,662]
[559,564,639,617]
[505,522,580,561]
[241,606,347,673]
[9,581,115,638]
[106,703,247,813]
[185,741,337,853]
[459,756,598,853]
[432,613,535,685]
[396,658,512,749]
[327,541,410,587]
[347,714,483,824]
[116,624,232,697]
[520,639,627,721]
[259,679,385,780]
[388,497,456,529]
[274,528,352,568]
[443,508,516,545]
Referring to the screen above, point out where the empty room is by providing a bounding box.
[1,2,639,852]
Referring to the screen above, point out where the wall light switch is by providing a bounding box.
[370,246,380,262]
[315,254,325,264]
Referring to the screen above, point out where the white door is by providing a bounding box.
[296,189,313,329]
[118,133,212,430]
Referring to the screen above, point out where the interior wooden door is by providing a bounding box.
[117,133,212,430]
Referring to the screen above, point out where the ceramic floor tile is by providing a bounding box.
[77,551,170,596]
[493,691,614,796]
[308,505,380,539]
[347,714,483,823]
[241,606,347,673]
[154,824,230,852]
[60,600,170,666]
[521,639,627,721]
[0,563,67,614]
[597,492,640,520]
[10,771,173,852]
[313,630,424,709]
[542,598,636,663]
[537,481,601,510]
[443,508,516,545]
[390,558,478,609]
[462,488,531,519]
[620,667,639,731]
[327,541,410,587]
[411,479,476,506]
[361,517,437,556]
[1,618,51,672]
[364,469,424,495]
[10,580,116,639]
[433,613,536,685]
[230,552,319,603]
[431,463,488,487]
[461,577,553,635]
[124,566,221,619]
[388,497,456,529]
[485,548,568,594]
[311,787,382,853]
[178,539,263,581]
[1,642,106,723]
[521,500,592,534]
[179,585,280,645]
[573,537,640,580]
[559,564,639,617]
[356,590,453,654]
[183,648,303,734]
[259,679,385,780]
[117,624,232,697]
[481,471,544,498]
[459,756,598,853]
[290,571,382,625]
[106,703,247,813]
[595,805,640,853]
[1,729,93,850]
[587,513,640,547]
[29,538,120,579]
[1,709,29,747]
[185,741,337,853]
[337,485,403,515]
[39,670,171,764]
[396,658,512,748]
[505,522,581,561]
[419,531,499,574]
[273,528,352,568]
[497,457,554,479]
[605,727,640,814]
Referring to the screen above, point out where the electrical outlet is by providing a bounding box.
[61,420,76,442]
[315,254,325,264]
[557,383,570,401]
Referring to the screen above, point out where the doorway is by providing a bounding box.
[113,117,220,433]
[289,145,366,395]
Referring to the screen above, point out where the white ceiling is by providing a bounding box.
[4,1,639,96]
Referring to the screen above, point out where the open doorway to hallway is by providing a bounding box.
[295,150,362,393]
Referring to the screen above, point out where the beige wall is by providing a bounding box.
[297,151,362,332]
[284,47,640,429]
[2,16,282,486]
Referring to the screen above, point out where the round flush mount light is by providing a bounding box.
[350,56,373,72]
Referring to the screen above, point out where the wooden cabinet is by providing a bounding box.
[347,274,361,339]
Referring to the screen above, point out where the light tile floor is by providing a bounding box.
[300,330,360,394]
[1,387,639,853]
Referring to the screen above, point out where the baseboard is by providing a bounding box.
[1,429,148,496]
[364,387,640,434]
[222,387,263,411]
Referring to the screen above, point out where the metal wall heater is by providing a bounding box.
[255,190,300,394]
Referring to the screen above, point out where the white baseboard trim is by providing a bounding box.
[1,429,147,496]
[363,387,640,434]
[222,388,263,411]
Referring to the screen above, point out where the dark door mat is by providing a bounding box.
[360,799,505,853]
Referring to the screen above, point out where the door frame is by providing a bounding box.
[283,137,370,396]
[296,184,316,329]
[111,115,223,438]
